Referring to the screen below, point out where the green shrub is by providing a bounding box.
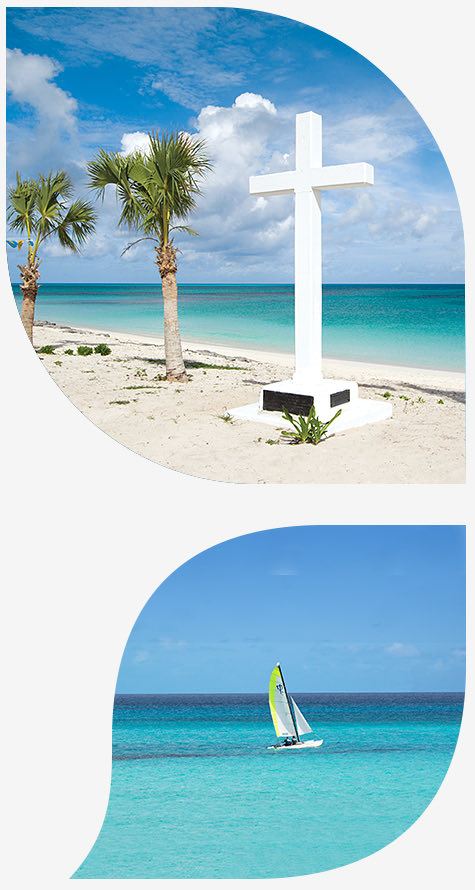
[38,344,55,354]
[94,343,111,355]
[64,349,74,355]
[280,405,342,445]
[77,346,93,356]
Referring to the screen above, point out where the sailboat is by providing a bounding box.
[267,663,323,751]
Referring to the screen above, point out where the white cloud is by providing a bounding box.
[338,191,375,227]
[120,131,151,155]
[370,202,440,241]
[6,47,77,130]
[133,650,150,664]
[10,79,459,283]
[327,113,418,165]
[385,642,420,658]
[159,637,188,651]
[6,48,79,173]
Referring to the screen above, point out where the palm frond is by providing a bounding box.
[120,236,159,256]
[87,130,212,249]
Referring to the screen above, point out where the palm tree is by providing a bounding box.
[7,171,97,344]
[87,130,212,382]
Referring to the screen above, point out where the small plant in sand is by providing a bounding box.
[94,343,111,355]
[438,399,444,405]
[266,438,279,445]
[219,412,233,423]
[378,391,392,399]
[280,405,342,445]
[77,345,93,356]
[38,344,55,354]
[64,348,74,355]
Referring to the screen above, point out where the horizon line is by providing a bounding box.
[114,690,465,696]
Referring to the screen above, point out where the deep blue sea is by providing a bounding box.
[11,283,464,371]
[74,692,463,879]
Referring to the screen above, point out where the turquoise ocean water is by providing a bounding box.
[75,692,463,879]
[12,283,464,371]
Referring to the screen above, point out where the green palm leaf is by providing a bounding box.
[87,129,212,247]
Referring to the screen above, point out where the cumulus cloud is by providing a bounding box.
[6,47,77,130]
[120,131,151,156]
[116,92,294,275]
[6,47,80,173]
[10,77,459,282]
[385,642,420,658]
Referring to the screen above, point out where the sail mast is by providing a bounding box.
[278,663,300,742]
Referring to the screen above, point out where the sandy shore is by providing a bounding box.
[33,321,465,483]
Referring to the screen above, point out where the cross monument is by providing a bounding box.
[230,111,392,432]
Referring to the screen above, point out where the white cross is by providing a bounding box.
[250,112,374,384]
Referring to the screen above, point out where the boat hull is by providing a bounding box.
[267,739,323,751]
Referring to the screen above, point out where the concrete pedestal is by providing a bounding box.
[229,376,392,433]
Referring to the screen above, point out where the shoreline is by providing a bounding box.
[32,320,465,483]
[37,320,466,384]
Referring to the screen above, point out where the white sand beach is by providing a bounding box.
[33,322,465,484]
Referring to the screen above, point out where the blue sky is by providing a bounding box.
[6,7,463,284]
[117,526,465,694]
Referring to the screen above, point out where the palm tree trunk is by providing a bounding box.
[155,244,187,382]
[18,257,41,344]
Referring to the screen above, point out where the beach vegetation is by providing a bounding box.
[7,171,96,344]
[438,399,444,404]
[399,394,410,401]
[280,405,342,445]
[38,344,55,353]
[219,412,233,422]
[87,130,212,382]
[265,438,279,445]
[64,348,74,355]
[110,400,130,405]
[378,391,392,399]
[77,345,93,355]
[94,343,111,355]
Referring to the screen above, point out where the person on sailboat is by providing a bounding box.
[291,735,298,745]
[283,736,292,746]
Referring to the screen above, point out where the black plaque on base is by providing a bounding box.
[330,389,351,408]
[262,390,314,416]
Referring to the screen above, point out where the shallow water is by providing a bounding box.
[75,692,463,879]
[12,283,465,371]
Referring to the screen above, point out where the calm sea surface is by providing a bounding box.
[74,692,463,879]
[11,283,464,371]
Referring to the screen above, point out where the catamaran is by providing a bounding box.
[267,663,323,751]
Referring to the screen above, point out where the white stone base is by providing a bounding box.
[260,376,358,417]
[230,376,392,434]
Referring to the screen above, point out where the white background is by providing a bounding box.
[1,1,473,888]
